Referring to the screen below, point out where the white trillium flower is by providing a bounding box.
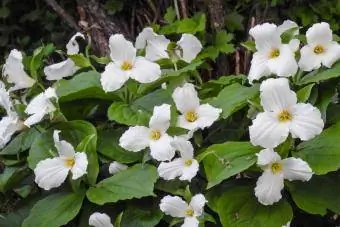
[24,87,58,127]
[2,49,35,91]
[248,22,298,83]
[158,137,199,181]
[119,104,175,161]
[34,130,88,190]
[249,78,324,148]
[298,22,340,71]
[100,34,161,92]
[255,148,313,205]
[108,161,128,175]
[89,212,113,227]
[44,33,85,81]
[135,27,157,49]
[172,83,222,130]
[160,194,206,227]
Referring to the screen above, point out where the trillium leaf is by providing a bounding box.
[22,191,85,227]
[298,62,340,85]
[68,53,92,68]
[206,182,293,227]
[287,174,340,215]
[209,83,259,119]
[201,141,261,189]
[0,166,30,193]
[107,102,151,126]
[86,164,158,205]
[296,83,314,102]
[293,123,340,174]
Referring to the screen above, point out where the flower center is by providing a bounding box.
[185,111,198,123]
[185,208,194,217]
[277,109,292,122]
[150,130,161,140]
[268,48,280,59]
[184,159,193,166]
[120,61,133,71]
[64,158,75,168]
[313,45,325,54]
[271,162,283,174]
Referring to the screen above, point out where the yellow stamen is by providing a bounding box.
[185,159,193,166]
[120,61,133,71]
[185,111,198,123]
[268,49,280,59]
[64,158,75,168]
[185,209,194,216]
[278,109,292,122]
[313,45,325,54]
[150,130,161,140]
[271,162,283,174]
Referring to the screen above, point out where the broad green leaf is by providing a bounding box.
[315,85,336,121]
[298,62,340,85]
[201,142,261,188]
[296,83,314,102]
[287,174,340,215]
[293,123,340,174]
[86,164,158,205]
[90,55,111,64]
[160,13,206,34]
[241,40,256,52]
[134,89,173,111]
[155,179,187,196]
[68,54,91,68]
[97,128,142,163]
[107,102,151,126]
[209,83,259,119]
[0,166,30,192]
[22,191,85,227]
[207,182,293,227]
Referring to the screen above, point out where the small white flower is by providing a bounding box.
[249,78,324,148]
[158,137,199,181]
[282,221,291,227]
[100,34,161,92]
[135,27,157,49]
[44,33,85,81]
[248,22,298,83]
[299,22,340,71]
[24,87,58,127]
[172,83,222,131]
[255,148,313,205]
[34,130,88,190]
[119,104,175,161]
[146,34,202,63]
[89,212,113,227]
[160,194,206,227]
[108,161,128,175]
[2,49,35,91]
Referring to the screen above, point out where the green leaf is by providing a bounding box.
[97,128,142,163]
[0,166,30,193]
[134,89,173,111]
[0,7,10,18]
[201,142,261,188]
[22,191,85,227]
[207,182,293,227]
[86,164,158,205]
[225,12,244,32]
[68,54,92,68]
[293,123,340,174]
[287,174,340,215]
[315,85,336,121]
[107,102,151,126]
[296,83,314,102]
[160,13,206,34]
[164,6,176,23]
[215,31,234,54]
[209,83,259,119]
[298,62,340,85]
[90,55,111,64]
[241,41,256,52]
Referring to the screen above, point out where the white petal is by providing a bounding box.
[321,41,340,68]
[44,59,78,81]
[249,23,281,51]
[189,194,206,216]
[282,157,313,181]
[182,217,199,227]
[150,133,175,161]
[44,87,58,99]
[71,152,88,179]
[306,22,332,45]
[135,27,157,49]
[23,112,46,127]
[177,115,199,131]
[34,157,70,190]
[288,39,300,52]
[0,82,12,113]
[130,57,161,83]
[149,104,171,132]
[25,89,56,115]
[298,45,322,71]
[0,116,23,149]
[267,45,298,78]
[194,104,222,129]
[119,126,150,152]
[171,137,194,159]
[249,112,290,148]
[256,148,282,166]
[176,34,202,63]
[100,62,129,92]
[66,32,85,55]
[109,34,136,62]
[248,52,270,83]
[53,130,76,157]
[3,49,35,91]
[160,195,188,218]
[145,35,170,62]
[277,20,299,35]
[255,170,284,205]
[172,83,200,114]
[89,212,113,227]
[260,78,297,112]
[108,161,128,175]
[289,103,324,141]
[158,158,185,180]
[180,159,199,182]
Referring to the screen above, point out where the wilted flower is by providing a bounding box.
[108,161,128,175]
[255,148,313,205]
[89,212,113,227]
